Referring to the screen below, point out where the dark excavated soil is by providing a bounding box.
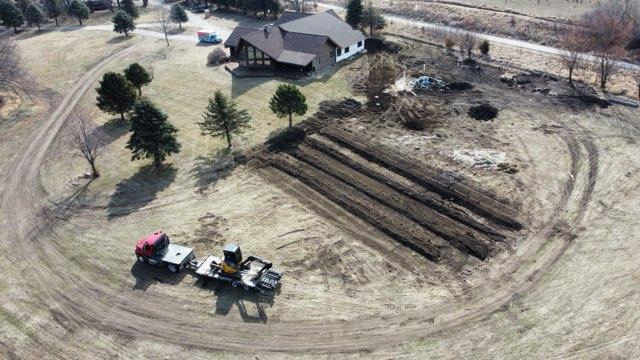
[257,126,522,263]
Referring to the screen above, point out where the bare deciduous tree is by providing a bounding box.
[559,49,583,87]
[65,108,106,178]
[155,7,171,47]
[581,0,635,90]
[0,35,30,101]
[282,0,317,12]
[558,29,586,86]
[458,31,478,61]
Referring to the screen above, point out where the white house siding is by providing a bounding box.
[336,40,365,62]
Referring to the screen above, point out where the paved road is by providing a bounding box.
[319,2,640,71]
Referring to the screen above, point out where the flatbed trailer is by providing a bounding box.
[189,255,282,294]
[135,231,282,295]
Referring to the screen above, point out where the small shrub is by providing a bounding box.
[207,47,228,65]
[479,40,490,55]
[404,118,428,131]
[468,103,499,121]
[444,37,455,49]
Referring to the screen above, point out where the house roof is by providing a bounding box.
[224,26,259,48]
[225,10,365,66]
[242,26,285,59]
[275,10,313,25]
[278,11,364,48]
[277,50,317,66]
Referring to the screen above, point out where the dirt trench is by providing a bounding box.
[258,127,522,263]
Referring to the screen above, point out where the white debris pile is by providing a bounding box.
[411,75,448,90]
[389,74,449,94]
[393,74,412,93]
[453,149,506,170]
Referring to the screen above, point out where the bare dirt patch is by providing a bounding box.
[2,22,640,359]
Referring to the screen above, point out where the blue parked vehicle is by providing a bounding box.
[197,30,223,44]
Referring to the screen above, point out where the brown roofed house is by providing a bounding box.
[224,10,366,76]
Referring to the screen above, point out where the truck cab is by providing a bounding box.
[197,30,223,44]
[135,231,195,273]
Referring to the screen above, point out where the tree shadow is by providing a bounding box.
[189,147,237,193]
[42,178,97,223]
[130,260,188,292]
[107,164,178,219]
[556,86,610,111]
[59,24,87,32]
[14,27,55,40]
[195,277,273,324]
[107,36,132,44]
[229,60,342,99]
[196,42,219,47]
[230,73,272,99]
[167,27,187,35]
[96,117,129,146]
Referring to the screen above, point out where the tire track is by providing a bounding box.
[0,47,600,357]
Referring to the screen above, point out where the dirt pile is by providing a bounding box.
[316,98,362,119]
[468,103,499,121]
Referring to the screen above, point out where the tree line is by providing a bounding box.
[345,0,386,37]
[557,0,637,92]
[205,0,282,19]
[0,0,152,32]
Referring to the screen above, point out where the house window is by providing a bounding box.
[337,48,342,56]
[243,45,270,67]
[344,46,350,53]
[358,41,362,47]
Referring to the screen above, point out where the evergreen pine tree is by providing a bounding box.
[96,72,137,121]
[25,3,46,30]
[169,3,187,30]
[112,9,134,36]
[198,90,251,148]
[43,0,62,26]
[121,0,138,18]
[124,63,152,96]
[346,0,363,28]
[0,0,25,32]
[269,84,307,128]
[126,98,181,167]
[67,0,89,25]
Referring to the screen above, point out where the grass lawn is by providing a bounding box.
[16,27,356,200]
[15,30,142,93]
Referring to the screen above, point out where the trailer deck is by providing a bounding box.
[190,255,283,293]
[135,231,282,295]
[162,244,195,266]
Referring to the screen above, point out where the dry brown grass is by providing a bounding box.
[17,29,356,197]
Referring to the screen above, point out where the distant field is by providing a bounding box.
[374,0,595,19]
